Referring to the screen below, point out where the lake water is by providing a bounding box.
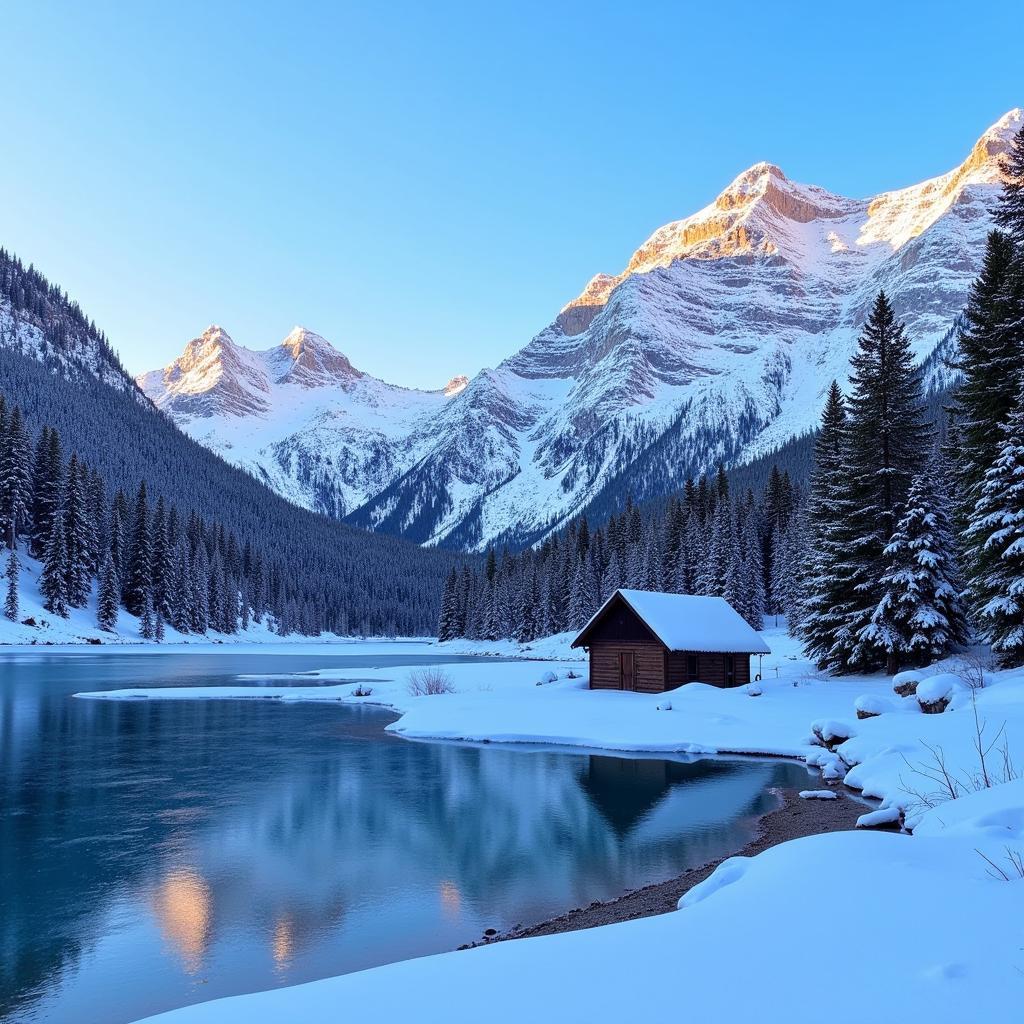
[0,650,817,1024]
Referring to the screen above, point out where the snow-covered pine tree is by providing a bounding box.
[139,592,155,640]
[62,454,93,607]
[842,292,930,671]
[738,502,765,629]
[39,509,69,618]
[862,452,968,671]
[191,541,210,633]
[799,381,860,671]
[96,552,119,631]
[0,406,33,548]
[995,118,1024,243]
[30,426,63,559]
[953,230,1024,517]
[154,611,165,643]
[4,547,19,621]
[124,481,151,616]
[965,383,1024,665]
[150,496,172,619]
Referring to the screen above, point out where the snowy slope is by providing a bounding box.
[140,110,1023,548]
[139,326,464,518]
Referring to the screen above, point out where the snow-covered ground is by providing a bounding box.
[72,627,1024,1024]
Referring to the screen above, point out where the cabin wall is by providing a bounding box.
[665,651,752,689]
[589,643,666,693]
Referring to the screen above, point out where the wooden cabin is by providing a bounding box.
[571,589,771,694]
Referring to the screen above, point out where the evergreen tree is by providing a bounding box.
[953,230,1024,513]
[62,454,92,607]
[862,453,968,671]
[39,510,68,617]
[799,382,858,671]
[437,567,460,640]
[139,592,155,640]
[124,481,151,616]
[994,120,1024,242]
[966,384,1024,665]
[96,552,119,632]
[842,292,930,670]
[0,406,33,547]
[4,547,19,621]
[155,611,166,643]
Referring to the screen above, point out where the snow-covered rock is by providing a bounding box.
[798,790,837,800]
[892,669,923,697]
[136,110,1024,550]
[917,672,960,713]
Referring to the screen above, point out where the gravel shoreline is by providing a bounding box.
[464,786,870,947]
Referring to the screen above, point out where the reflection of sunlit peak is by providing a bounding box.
[273,916,294,967]
[151,868,211,973]
[439,880,461,918]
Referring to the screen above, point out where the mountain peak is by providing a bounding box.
[444,375,469,397]
[275,326,360,387]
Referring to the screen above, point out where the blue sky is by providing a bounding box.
[2,1,1020,387]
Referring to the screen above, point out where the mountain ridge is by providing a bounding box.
[139,109,1023,550]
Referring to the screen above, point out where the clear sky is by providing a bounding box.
[2,1,1020,387]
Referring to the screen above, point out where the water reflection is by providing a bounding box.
[0,652,814,1024]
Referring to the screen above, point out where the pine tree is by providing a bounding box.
[124,481,151,616]
[799,382,859,671]
[139,592,155,640]
[0,406,33,547]
[4,547,19,621]
[862,453,968,671]
[842,292,930,670]
[437,567,460,640]
[62,454,92,607]
[953,230,1024,513]
[738,504,765,629]
[966,384,1024,665]
[39,510,69,618]
[995,120,1024,243]
[155,611,166,643]
[97,552,120,632]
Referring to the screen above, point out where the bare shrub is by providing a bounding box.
[407,666,456,696]
[976,847,1024,881]
[351,684,373,697]
[951,653,992,693]
[900,694,1018,816]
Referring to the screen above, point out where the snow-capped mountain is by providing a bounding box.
[138,325,464,519]
[139,109,1023,549]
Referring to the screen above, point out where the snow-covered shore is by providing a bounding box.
[71,628,1024,1024]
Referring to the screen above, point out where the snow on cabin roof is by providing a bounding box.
[573,589,771,654]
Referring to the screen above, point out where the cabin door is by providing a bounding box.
[619,651,635,691]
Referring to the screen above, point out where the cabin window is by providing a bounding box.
[686,654,699,682]
[725,654,736,687]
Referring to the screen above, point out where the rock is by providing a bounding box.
[892,670,922,698]
[856,806,903,830]
[745,683,763,697]
[916,673,959,714]
[483,928,497,937]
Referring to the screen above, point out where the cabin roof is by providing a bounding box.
[572,589,771,654]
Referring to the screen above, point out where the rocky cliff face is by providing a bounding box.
[139,109,1023,549]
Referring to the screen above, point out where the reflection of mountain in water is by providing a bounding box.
[1,664,812,1023]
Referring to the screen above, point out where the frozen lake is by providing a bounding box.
[0,648,817,1023]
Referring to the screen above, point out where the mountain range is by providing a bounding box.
[140,109,1023,550]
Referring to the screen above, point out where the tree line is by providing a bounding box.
[0,396,412,637]
[1,249,468,637]
[438,463,801,642]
